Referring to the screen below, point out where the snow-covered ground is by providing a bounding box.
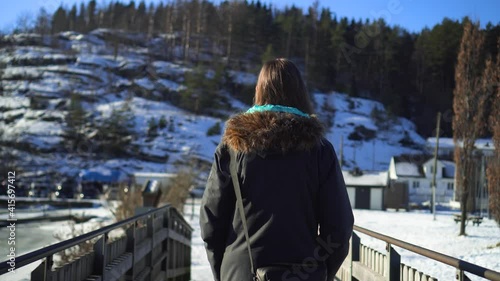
[0,202,116,281]
[185,198,500,281]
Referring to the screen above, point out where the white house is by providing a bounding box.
[426,138,493,213]
[388,155,455,205]
[342,169,388,210]
[133,172,176,193]
[426,138,495,157]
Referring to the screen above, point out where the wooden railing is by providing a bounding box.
[336,225,500,281]
[0,204,192,281]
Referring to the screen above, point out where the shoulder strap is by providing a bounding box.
[229,149,256,276]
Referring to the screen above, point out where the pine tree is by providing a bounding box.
[98,100,136,156]
[68,5,77,31]
[453,20,488,235]
[65,93,88,153]
[136,1,147,33]
[35,8,51,37]
[87,0,97,31]
[52,6,68,33]
[147,117,158,138]
[77,3,87,32]
[158,115,167,129]
[261,44,275,65]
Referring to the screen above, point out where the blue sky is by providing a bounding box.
[1,0,499,33]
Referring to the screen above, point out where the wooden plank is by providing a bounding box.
[132,265,151,281]
[153,228,168,247]
[134,238,152,262]
[103,252,133,281]
[352,261,385,281]
[153,271,166,281]
[166,267,191,278]
[409,267,416,281]
[401,264,409,281]
[152,252,168,270]
[167,230,191,246]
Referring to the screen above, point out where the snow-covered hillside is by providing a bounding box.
[1,30,426,179]
[315,93,425,170]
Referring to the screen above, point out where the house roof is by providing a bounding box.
[392,154,455,179]
[393,154,431,178]
[79,168,127,183]
[342,170,388,187]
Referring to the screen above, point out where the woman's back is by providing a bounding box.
[201,110,353,281]
[200,58,353,281]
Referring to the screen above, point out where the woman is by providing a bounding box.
[200,58,354,281]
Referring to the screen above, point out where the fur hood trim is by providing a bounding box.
[222,111,324,153]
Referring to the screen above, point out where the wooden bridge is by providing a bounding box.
[1,202,500,281]
[0,204,192,281]
[335,226,500,281]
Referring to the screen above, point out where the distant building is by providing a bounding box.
[388,155,455,205]
[426,138,493,214]
[133,172,176,193]
[426,138,494,157]
[342,168,388,210]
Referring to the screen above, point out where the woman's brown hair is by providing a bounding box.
[254,58,314,114]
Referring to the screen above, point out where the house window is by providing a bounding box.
[447,182,454,190]
[412,181,420,188]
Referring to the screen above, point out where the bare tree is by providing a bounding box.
[182,10,191,62]
[14,11,34,33]
[453,20,487,236]
[486,38,500,226]
[194,0,204,59]
[35,7,51,37]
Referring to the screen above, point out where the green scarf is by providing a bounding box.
[246,105,310,118]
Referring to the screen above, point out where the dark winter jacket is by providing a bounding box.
[200,110,354,281]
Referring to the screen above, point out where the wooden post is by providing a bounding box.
[93,234,107,280]
[125,221,137,280]
[164,208,170,280]
[386,243,400,281]
[31,255,53,281]
[350,233,361,281]
[147,214,154,281]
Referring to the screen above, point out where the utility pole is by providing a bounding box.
[432,112,441,220]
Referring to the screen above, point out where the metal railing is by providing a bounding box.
[336,225,500,281]
[0,204,193,281]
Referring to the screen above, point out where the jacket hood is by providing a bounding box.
[222,111,324,153]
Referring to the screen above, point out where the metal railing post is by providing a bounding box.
[350,233,360,281]
[93,233,108,280]
[126,221,137,280]
[386,243,400,281]
[31,253,54,281]
[457,269,472,281]
[147,213,154,281]
[164,207,170,280]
